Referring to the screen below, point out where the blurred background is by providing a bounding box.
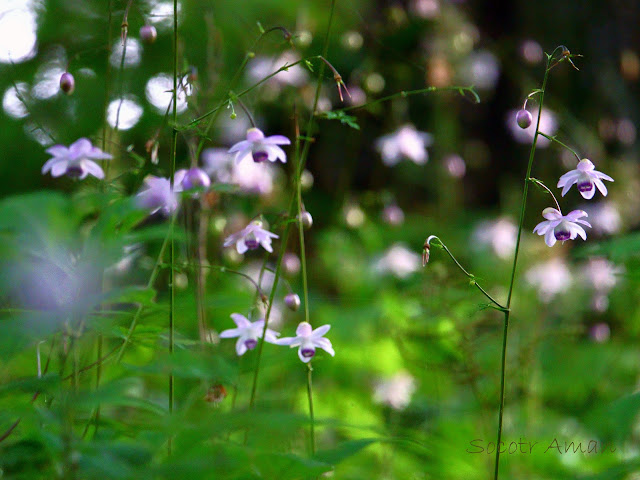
[1,0,639,479]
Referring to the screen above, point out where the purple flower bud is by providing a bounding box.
[516,109,532,129]
[60,73,75,95]
[298,211,313,230]
[284,293,301,312]
[181,167,211,191]
[139,25,157,44]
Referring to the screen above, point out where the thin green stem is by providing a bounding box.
[334,85,480,113]
[307,363,316,455]
[425,236,507,311]
[494,47,562,480]
[115,216,175,362]
[538,132,581,162]
[194,26,292,159]
[529,177,561,211]
[167,0,179,455]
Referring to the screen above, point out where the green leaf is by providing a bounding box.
[314,438,379,465]
[320,110,360,130]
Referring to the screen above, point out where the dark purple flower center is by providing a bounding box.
[66,165,83,178]
[577,180,593,193]
[554,228,571,241]
[252,150,268,163]
[301,348,315,358]
[244,339,257,350]
[245,235,260,250]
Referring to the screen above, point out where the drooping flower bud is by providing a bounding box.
[284,293,301,312]
[181,167,211,191]
[139,25,157,44]
[298,211,313,230]
[516,109,532,129]
[60,73,75,95]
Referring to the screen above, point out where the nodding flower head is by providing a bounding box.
[557,159,614,200]
[139,25,157,44]
[533,207,591,247]
[228,128,291,165]
[219,313,279,356]
[422,235,438,266]
[223,219,279,254]
[176,167,211,192]
[275,322,335,363]
[42,138,111,180]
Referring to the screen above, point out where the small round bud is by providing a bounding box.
[516,109,532,129]
[60,73,75,95]
[284,293,301,312]
[139,25,157,44]
[298,211,313,230]
[182,167,211,191]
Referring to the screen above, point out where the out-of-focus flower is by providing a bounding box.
[507,108,557,147]
[375,124,433,166]
[525,258,571,303]
[590,323,610,342]
[219,313,279,356]
[459,50,500,90]
[520,40,543,64]
[223,220,279,254]
[201,148,275,195]
[444,154,466,178]
[42,138,112,180]
[473,218,517,259]
[557,159,614,200]
[581,202,622,235]
[275,322,335,363]
[582,257,623,293]
[533,208,591,247]
[136,175,181,215]
[247,52,308,88]
[382,204,404,226]
[343,203,366,228]
[229,127,291,164]
[373,372,416,410]
[283,253,301,276]
[175,167,211,192]
[375,243,421,278]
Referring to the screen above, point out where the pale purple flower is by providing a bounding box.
[175,167,211,192]
[136,175,181,215]
[525,258,572,303]
[557,159,614,200]
[375,243,421,278]
[223,220,279,254]
[275,322,335,363]
[219,313,279,356]
[42,138,112,179]
[201,148,275,195]
[228,127,291,164]
[533,208,591,247]
[473,218,517,259]
[375,124,433,166]
[373,372,416,410]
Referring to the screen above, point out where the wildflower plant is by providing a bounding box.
[422,46,613,480]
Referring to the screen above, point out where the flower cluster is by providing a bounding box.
[219,315,334,363]
[531,154,613,247]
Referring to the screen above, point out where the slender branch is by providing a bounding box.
[307,363,316,455]
[424,236,507,311]
[528,177,561,211]
[168,0,179,455]
[333,85,480,113]
[538,132,581,162]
